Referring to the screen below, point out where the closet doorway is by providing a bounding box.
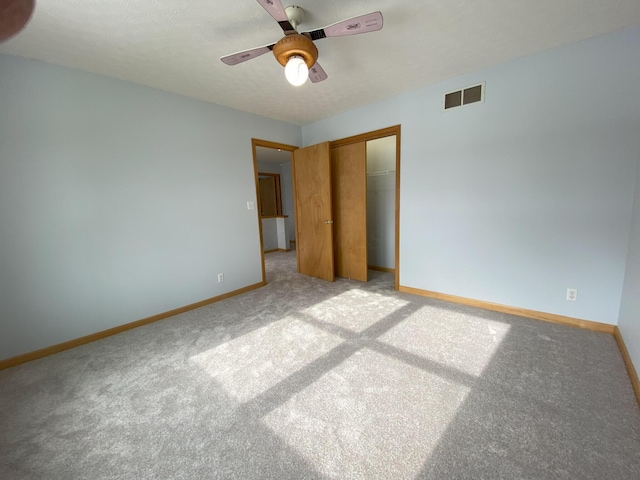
[365,136,397,277]
[293,125,400,289]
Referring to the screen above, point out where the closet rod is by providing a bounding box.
[367,169,396,177]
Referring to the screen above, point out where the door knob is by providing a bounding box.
[324,220,334,224]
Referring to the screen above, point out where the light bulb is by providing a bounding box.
[284,55,308,86]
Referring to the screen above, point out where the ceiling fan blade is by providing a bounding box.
[220,44,274,66]
[304,12,383,41]
[256,0,296,35]
[308,62,328,83]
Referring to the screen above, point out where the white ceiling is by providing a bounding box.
[256,146,292,163]
[2,1,640,125]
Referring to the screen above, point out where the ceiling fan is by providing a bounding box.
[220,0,383,86]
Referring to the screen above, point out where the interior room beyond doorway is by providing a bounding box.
[254,143,295,257]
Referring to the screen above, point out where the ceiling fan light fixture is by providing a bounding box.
[272,33,318,86]
[285,55,308,86]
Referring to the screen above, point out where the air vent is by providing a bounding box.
[444,82,485,111]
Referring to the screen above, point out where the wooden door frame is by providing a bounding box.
[251,139,297,285]
[329,125,401,290]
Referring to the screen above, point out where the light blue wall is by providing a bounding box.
[303,26,640,325]
[256,161,282,174]
[618,131,640,371]
[0,55,300,360]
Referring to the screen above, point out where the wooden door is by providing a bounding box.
[259,176,277,216]
[331,142,368,282]
[292,142,334,281]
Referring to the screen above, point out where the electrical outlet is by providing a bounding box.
[218,273,224,283]
[566,288,577,301]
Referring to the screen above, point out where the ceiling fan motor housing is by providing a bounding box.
[284,5,305,29]
[273,34,318,68]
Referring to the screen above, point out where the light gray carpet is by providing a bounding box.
[1,251,639,479]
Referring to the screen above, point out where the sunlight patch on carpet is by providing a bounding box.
[379,306,511,377]
[301,289,409,333]
[189,317,342,402]
[263,348,470,479]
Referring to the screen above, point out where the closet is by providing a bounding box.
[366,137,396,273]
[292,127,399,285]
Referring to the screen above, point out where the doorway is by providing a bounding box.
[366,136,397,276]
[251,139,297,284]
